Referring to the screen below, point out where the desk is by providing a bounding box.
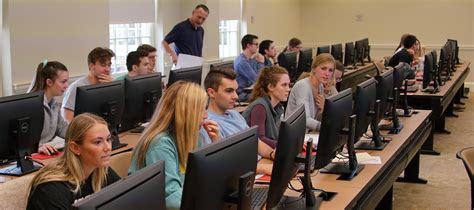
[406,61,470,155]
[340,62,378,93]
[284,110,432,209]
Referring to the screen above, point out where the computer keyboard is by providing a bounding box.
[251,188,268,210]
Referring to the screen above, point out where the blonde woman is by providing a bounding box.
[242,66,290,148]
[128,81,219,209]
[27,113,120,209]
[29,61,70,155]
[285,53,337,131]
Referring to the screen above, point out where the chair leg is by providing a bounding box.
[471,181,474,210]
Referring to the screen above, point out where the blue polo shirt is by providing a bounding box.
[164,19,204,57]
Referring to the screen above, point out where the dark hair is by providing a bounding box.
[204,67,237,91]
[30,61,68,92]
[136,44,157,55]
[395,34,411,52]
[241,34,258,50]
[283,37,302,52]
[87,47,115,65]
[195,4,210,13]
[402,35,417,49]
[335,60,344,72]
[259,40,274,55]
[249,66,288,102]
[126,51,148,71]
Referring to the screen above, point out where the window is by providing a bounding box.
[109,23,153,74]
[219,20,239,58]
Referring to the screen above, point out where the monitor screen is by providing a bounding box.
[375,68,394,121]
[121,73,162,132]
[362,38,370,61]
[278,51,298,82]
[317,88,363,179]
[74,81,126,150]
[0,91,44,176]
[331,43,343,62]
[316,46,330,55]
[210,60,234,70]
[344,42,355,67]
[297,48,313,76]
[447,39,459,64]
[353,78,385,150]
[423,52,435,89]
[168,66,202,87]
[266,104,308,208]
[181,127,259,210]
[72,161,166,210]
[354,39,365,65]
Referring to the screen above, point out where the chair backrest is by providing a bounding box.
[457,147,474,181]
[109,149,133,178]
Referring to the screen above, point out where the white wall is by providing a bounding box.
[8,0,109,94]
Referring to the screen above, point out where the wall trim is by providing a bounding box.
[305,43,474,51]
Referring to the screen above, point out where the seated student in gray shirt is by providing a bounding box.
[28,60,70,155]
[61,47,115,122]
[286,53,338,131]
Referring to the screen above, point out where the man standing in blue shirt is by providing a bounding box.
[162,4,209,64]
[234,34,265,102]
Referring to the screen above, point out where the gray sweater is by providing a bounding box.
[40,95,68,146]
[285,78,337,131]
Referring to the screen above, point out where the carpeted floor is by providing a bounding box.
[393,93,473,209]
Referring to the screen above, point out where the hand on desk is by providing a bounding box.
[256,161,273,175]
[38,144,59,156]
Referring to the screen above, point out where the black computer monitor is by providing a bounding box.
[344,42,355,68]
[375,68,394,121]
[317,88,363,179]
[353,78,386,150]
[422,51,439,93]
[447,39,460,64]
[75,81,127,150]
[297,48,313,76]
[266,104,321,209]
[0,91,44,176]
[354,39,365,66]
[383,63,412,134]
[278,51,298,82]
[210,60,234,70]
[362,38,371,62]
[438,46,449,84]
[331,43,343,62]
[445,41,457,73]
[181,127,259,209]
[316,45,330,55]
[121,73,162,132]
[168,66,202,86]
[73,160,166,210]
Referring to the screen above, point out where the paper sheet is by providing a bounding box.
[304,133,319,146]
[173,54,203,69]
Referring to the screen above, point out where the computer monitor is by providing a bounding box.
[362,38,371,62]
[331,43,343,62]
[344,42,355,68]
[266,104,321,209]
[444,41,457,73]
[354,39,365,66]
[73,160,166,210]
[168,66,202,86]
[181,127,259,209]
[438,46,449,84]
[383,63,412,134]
[318,88,363,179]
[316,45,330,55]
[297,48,313,76]
[75,81,127,150]
[278,51,298,82]
[431,50,443,86]
[422,51,439,93]
[0,91,44,176]
[375,68,394,121]
[121,73,162,132]
[210,60,234,70]
[447,39,460,64]
[353,78,386,150]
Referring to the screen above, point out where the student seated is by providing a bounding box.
[242,66,290,148]
[259,39,278,67]
[28,60,70,155]
[388,34,418,68]
[27,113,121,209]
[128,81,219,209]
[234,34,265,102]
[61,47,115,122]
[137,44,157,72]
[286,53,338,131]
[114,50,151,80]
[200,67,275,174]
[277,37,303,64]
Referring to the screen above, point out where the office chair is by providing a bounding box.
[109,148,133,178]
[456,147,474,210]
